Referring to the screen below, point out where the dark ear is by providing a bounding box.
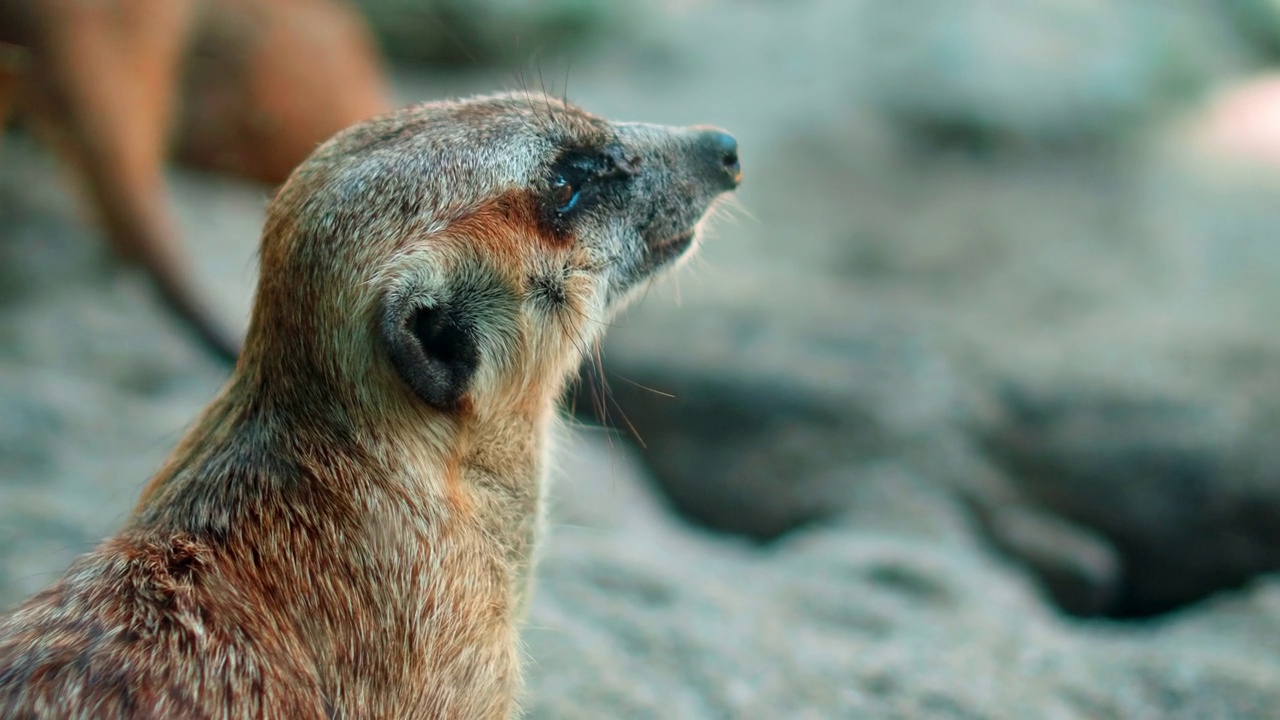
[382,296,480,411]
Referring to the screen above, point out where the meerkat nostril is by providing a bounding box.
[698,128,741,190]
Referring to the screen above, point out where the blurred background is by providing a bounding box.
[3,0,1280,717]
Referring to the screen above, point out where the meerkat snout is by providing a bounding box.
[691,127,743,191]
[0,92,739,719]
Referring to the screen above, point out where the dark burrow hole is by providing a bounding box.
[978,384,1280,621]
[568,364,1280,622]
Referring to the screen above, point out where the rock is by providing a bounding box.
[979,381,1280,617]
[967,498,1122,617]
[578,301,1128,616]
[577,308,975,540]
[528,428,1280,719]
[853,0,1236,146]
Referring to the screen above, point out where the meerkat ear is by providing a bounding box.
[382,296,480,411]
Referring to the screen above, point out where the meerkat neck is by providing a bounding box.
[120,375,555,705]
[133,369,559,597]
[137,380,540,513]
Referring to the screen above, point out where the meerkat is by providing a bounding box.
[0,0,391,363]
[0,91,741,718]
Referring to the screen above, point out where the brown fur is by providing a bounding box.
[0,0,391,363]
[0,92,740,718]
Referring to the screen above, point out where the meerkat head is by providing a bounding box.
[238,92,740,426]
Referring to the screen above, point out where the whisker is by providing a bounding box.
[716,194,758,225]
[562,57,573,106]
[588,344,649,451]
[514,60,555,134]
[611,374,675,399]
[534,56,558,126]
[423,5,481,67]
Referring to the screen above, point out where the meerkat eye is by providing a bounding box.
[551,175,581,214]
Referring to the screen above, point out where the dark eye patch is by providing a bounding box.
[540,143,635,236]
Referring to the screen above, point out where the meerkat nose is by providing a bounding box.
[696,128,742,190]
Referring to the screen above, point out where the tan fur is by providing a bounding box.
[0,0,391,362]
[0,92,740,718]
